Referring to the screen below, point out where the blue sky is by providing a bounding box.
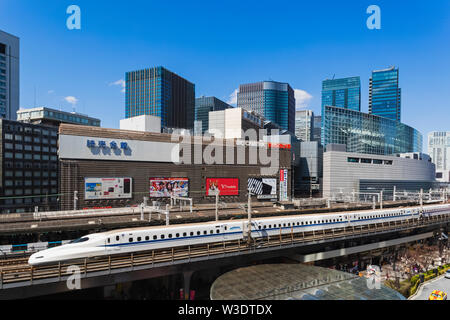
[1,0,449,151]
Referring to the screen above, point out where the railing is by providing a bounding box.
[0,213,448,288]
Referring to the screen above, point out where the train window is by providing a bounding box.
[137,237,141,242]
[197,231,201,236]
[269,225,272,228]
[258,226,262,230]
[217,230,220,234]
[107,238,110,243]
[263,225,266,229]
[145,236,149,241]
[204,231,207,235]
[168,234,172,238]
[210,230,214,234]
[161,235,165,239]
[153,236,157,240]
[190,232,194,236]
[70,237,89,244]
[224,226,227,231]
[129,238,133,243]
[183,233,187,237]
[116,236,120,241]
[176,233,180,238]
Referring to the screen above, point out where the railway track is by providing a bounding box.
[0,214,448,287]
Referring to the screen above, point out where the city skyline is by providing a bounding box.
[0,0,449,152]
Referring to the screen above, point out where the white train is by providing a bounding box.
[28,203,450,266]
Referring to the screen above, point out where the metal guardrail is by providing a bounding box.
[0,213,449,289]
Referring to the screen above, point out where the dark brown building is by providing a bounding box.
[59,124,292,210]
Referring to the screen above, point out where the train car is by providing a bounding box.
[28,203,450,266]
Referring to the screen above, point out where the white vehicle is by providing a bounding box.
[445,270,450,279]
[28,203,450,266]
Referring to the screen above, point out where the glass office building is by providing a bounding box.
[195,96,232,134]
[322,77,361,112]
[322,106,422,155]
[125,66,195,129]
[238,81,295,133]
[295,110,314,141]
[369,67,401,122]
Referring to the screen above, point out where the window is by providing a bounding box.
[145,236,149,241]
[116,236,120,241]
[183,233,187,237]
[129,238,133,242]
[190,232,194,236]
[384,160,393,165]
[203,231,207,235]
[176,233,180,238]
[137,237,142,242]
[153,236,157,240]
[361,158,371,164]
[348,157,359,163]
[373,159,383,164]
[168,234,172,238]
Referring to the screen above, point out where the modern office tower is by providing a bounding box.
[0,30,20,120]
[321,76,361,112]
[237,81,295,133]
[322,106,422,156]
[313,116,322,143]
[125,66,195,130]
[428,131,450,181]
[295,110,314,142]
[0,119,59,213]
[369,67,401,122]
[17,106,101,127]
[195,96,233,134]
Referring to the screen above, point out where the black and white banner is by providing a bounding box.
[248,178,277,200]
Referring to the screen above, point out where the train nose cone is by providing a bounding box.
[28,252,44,266]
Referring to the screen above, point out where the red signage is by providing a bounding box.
[206,178,239,196]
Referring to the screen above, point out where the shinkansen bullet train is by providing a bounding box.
[28,203,450,266]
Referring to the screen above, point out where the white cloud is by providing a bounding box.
[227,88,238,106]
[110,79,126,93]
[294,89,313,110]
[64,96,78,105]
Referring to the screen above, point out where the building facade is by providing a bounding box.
[294,141,323,197]
[322,106,422,155]
[237,81,295,133]
[17,107,101,127]
[0,30,19,120]
[369,67,401,122]
[295,110,314,142]
[313,116,322,143]
[208,108,265,140]
[195,96,232,135]
[428,131,450,182]
[58,124,292,210]
[322,76,361,112]
[0,120,59,213]
[125,66,195,130]
[323,149,437,199]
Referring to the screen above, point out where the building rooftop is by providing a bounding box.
[17,106,101,127]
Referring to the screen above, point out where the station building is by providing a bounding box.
[322,146,438,199]
[58,124,292,210]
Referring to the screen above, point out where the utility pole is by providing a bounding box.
[214,190,220,222]
[393,186,396,202]
[420,189,423,210]
[74,191,78,211]
[380,190,383,210]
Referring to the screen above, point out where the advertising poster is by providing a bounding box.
[248,178,277,200]
[279,170,288,201]
[84,178,132,200]
[149,178,189,198]
[206,178,239,196]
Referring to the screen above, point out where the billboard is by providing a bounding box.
[85,178,132,200]
[279,170,288,201]
[149,178,189,198]
[248,178,277,200]
[206,178,239,196]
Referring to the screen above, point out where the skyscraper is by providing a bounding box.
[295,110,314,142]
[195,96,232,134]
[428,131,450,181]
[369,67,401,122]
[237,81,295,133]
[322,76,361,112]
[125,66,195,130]
[0,30,19,120]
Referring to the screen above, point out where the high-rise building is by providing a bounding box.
[369,67,401,122]
[0,30,19,120]
[322,76,361,112]
[313,116,322,143]
[195,96,233,134]
[428,131,450,181]
[237,81,295,133]
[322,106,422,156]
[295,110,314,142]
[125,67,195,130]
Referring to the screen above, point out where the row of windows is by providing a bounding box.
[5,171,57,178]
[4,162,58,170]
[4,153,57,161]
[4,143,57,153]
[4,134,57,144]
[3,188,58,196]
[347,157,393,165]
[4,180,58,187]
